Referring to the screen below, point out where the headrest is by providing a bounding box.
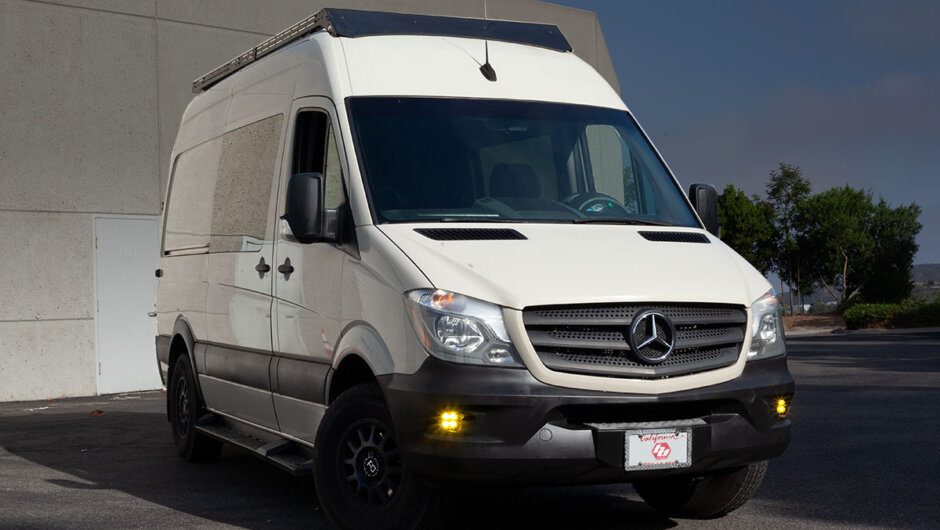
[489,163,541,198]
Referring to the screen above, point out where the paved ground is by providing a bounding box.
[1,330,938,529]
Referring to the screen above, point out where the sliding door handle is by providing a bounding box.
[255,257,271,278]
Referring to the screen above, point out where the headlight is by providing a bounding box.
[405,289,523,368]
[748,290,786,360]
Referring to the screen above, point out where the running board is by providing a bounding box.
[195,419,313,476]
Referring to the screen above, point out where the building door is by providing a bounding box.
[94,216,161,394]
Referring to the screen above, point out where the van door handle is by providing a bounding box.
[278,257,295,277]
[255,257,271,278]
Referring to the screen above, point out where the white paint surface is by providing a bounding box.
[94,217,162,395]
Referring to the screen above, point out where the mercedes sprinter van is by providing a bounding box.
[155,9,793,529]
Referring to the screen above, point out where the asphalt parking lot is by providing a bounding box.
[1,329,938,529]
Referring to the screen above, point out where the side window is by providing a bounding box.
[324,128,343,210]
[163,138,221,254]
[584,124,640,214]
[209,114,283,252]
[292,110,345,212]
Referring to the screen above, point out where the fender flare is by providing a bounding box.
[326,321,395,401]
[169,316,207,403]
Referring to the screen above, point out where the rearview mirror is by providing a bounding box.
[284,172,324,243]
[688,183,719,236]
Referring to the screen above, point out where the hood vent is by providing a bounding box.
[639,231,710,244]
[414,228,527,241]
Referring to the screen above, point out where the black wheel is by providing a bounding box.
[634,461,768,519]
[313,384,449,530]
[168,355,223,461]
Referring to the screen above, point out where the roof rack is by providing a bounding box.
[192,8,572,93]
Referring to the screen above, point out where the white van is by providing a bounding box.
[156,9,793,529]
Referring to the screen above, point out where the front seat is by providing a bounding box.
[490,163,541,199]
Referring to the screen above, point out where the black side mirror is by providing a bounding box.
[284,172,324,243]
[688,183,719,236]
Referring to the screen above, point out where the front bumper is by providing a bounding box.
[380,355,793,486]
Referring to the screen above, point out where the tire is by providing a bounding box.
[168,355,223,462]
[313,384,449,530]
[633,461,768,519]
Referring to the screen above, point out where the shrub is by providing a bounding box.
[889,301,940,328]
[844,301,940,329]
[808,300,837,315]
[843,303,900,330]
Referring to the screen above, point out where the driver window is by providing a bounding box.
[584,124,640,214]
[292,110,345,213]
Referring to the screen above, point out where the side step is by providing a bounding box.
[195,417,313,476]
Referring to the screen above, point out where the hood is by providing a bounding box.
[379,224,772,310]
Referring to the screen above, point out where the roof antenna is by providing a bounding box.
[479,0,497,81]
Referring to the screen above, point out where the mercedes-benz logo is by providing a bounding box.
[629,310,676,364]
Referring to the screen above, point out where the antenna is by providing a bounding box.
[480,0,497,81]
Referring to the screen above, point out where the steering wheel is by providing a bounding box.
[563,192,630,216]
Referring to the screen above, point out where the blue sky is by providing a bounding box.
[554,0,940,263]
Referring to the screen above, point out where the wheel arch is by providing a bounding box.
[326,322,395,404]
[166,317,207,419]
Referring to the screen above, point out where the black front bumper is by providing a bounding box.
[380,356,793,486]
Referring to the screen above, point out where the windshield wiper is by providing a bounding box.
[572,218,674,226]
[435,216,514,223]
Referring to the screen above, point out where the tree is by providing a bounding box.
[858,200,922,303]
[765,163,811,314]
[797,187,875,306]
[717,184,774,275]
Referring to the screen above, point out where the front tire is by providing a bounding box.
[168,355,223,462]
[633,461,768,519]
[313,384,448,530]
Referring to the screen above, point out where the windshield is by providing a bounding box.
[347,97,700,227]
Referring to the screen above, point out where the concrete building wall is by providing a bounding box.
[0,0,619,402]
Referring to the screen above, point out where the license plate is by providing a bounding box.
[624,428,692,471]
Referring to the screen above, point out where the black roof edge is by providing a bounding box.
[193,8,571,93]
[326,8,572,52]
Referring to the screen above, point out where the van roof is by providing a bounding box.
[192,8,572,93]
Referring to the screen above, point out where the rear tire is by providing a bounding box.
[633,461,768,519]
[313,384,449,530]
[168,355,223,462]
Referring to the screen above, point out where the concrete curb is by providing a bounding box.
[785,328,842,337]
[786,326,940,338]
[832,326,940,335]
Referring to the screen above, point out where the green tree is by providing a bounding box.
[797,187,875,306]
[717,184,774,274]
[859,200,922,303]
[765,163,811,314]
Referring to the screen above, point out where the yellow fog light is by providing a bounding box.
[775,398,789,419]
[438,410,463,433]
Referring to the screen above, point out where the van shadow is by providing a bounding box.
[0,408,675,529]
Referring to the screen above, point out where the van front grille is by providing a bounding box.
[522,303,747,379]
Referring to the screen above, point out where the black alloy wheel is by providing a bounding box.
[168,355,222,461]
[313,383,449,529]
[338,419,403,507]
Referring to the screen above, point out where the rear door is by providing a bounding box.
[201,114,285,429]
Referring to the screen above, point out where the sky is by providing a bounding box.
[554,0,940,264]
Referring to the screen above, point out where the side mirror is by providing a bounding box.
[284,172,324,243]
[688,183,719,236]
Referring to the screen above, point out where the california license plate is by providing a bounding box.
[624,428,692,471]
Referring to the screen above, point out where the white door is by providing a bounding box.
[94,216,162,394]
